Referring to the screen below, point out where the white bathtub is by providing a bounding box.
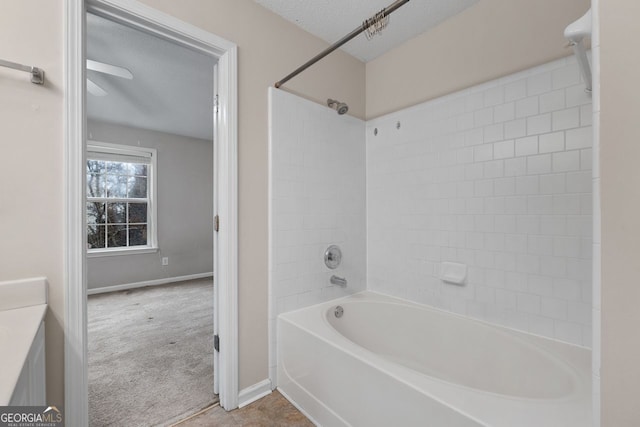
[277,291,591,427]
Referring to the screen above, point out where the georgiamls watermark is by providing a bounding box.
[0,406,63,427]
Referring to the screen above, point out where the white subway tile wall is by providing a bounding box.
[367,56,592,347]
[268,88,367,381]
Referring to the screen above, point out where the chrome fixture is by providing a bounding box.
[334,305,344,318]
[274,0,410,88]
[363,8,390,40]
[330,275,347,287]
[564,9,592,93]
[0,58,44,85]
[327,99,349,115]
[324,245,342,269]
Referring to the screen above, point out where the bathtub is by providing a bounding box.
[277,291,591,427]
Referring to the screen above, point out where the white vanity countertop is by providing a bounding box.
[0,277,48,405]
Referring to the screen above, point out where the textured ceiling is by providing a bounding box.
[254,0,479,62]
[87,13,216,140]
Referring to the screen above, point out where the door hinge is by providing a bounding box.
[214,94,219,113]
[214,334,220,352]
[214,214,220,232]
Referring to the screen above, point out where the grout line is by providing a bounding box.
[170,401,221,426]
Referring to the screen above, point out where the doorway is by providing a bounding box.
[64,1,239,425]
[85,13,218,423]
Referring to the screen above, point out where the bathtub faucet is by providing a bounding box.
[330,275,347,287]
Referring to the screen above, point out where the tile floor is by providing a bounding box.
[174,391,313,426]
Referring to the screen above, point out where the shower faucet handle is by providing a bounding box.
[324,245,342,269]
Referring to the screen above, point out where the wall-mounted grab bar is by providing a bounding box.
[0,58,44,85]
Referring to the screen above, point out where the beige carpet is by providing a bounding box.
[88,278,217,427]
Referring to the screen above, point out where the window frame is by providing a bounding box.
[86,140,158,257]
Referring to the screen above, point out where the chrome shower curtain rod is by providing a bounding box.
[274,0,410,88]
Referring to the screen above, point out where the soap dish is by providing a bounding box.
[440,262,467,285]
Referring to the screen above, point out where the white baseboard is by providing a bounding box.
[238,379,272,408]
[87,272,213,295]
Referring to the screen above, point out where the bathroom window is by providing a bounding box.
[86,141,157,256]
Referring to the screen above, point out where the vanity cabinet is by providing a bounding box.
[9,322,46,406]
[0,277,48,406]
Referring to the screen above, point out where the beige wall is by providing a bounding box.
[600,0,640,425]
[11,0,635,418]
[366,0,591,119]
[0,0,365,404]
[135,0,366,389]
[86,121,214,290]
[0,1,65,405]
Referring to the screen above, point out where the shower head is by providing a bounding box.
[327,98,349,115]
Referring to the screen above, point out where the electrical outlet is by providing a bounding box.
[162,257,169,266]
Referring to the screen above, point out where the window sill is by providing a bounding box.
[87,247,158,258]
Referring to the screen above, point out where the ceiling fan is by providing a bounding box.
[86,59,133,96]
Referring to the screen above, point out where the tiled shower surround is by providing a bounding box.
[367,56,592,347]
[268,88,366,381]
[269,56,593,383]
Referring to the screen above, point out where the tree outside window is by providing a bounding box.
[86,142,156,253]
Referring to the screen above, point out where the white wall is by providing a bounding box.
[367,57,593,346]
[86,121,214,290]
[269,88,366,382]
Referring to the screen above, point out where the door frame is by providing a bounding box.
[64,0,239,424]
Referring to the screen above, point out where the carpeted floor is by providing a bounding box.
[88,278,216,427]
